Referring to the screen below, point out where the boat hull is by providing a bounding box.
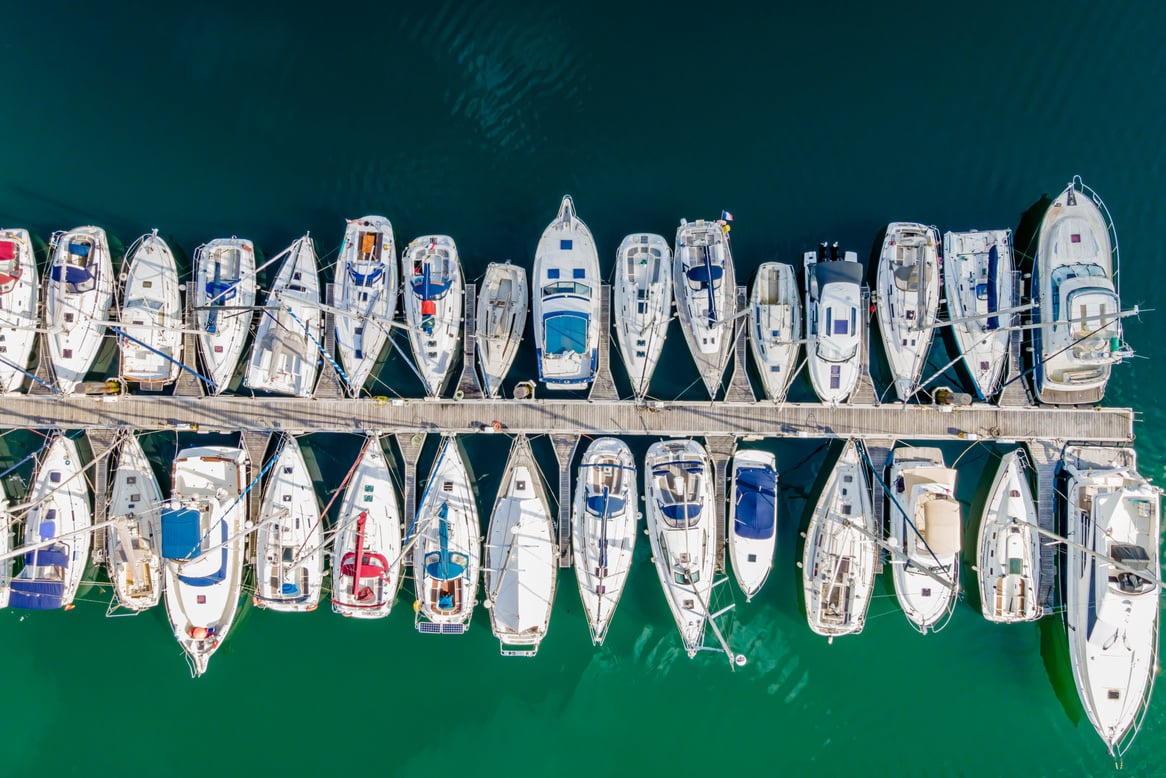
[0,228,40,393]
[245,235,322,397]
[803,248,863,403]
[254,436,323,612]
[876,223,940,401]
[335,216,397,395]
[195,238,256,394]
[107,433,163,611]
[729,449,777,600]
[674,220,736,398]
[975,449,1040,623]
[45,227,114,393]
[119,232,183,386]
[476,262,527,398]
[749,262,801,401]
[402,235,462,397]
[942,230,1014,400]
[614,233,672,400]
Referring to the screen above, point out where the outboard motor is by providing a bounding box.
[818,242,828,263]
[830,242,840,262]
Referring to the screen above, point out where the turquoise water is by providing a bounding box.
[1,2,1164,775]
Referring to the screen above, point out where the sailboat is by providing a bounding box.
[876,223,940,401]
[45,226,114,393]
[106,433,163,612]
[572,437,638,645]
[245,234,322,396]
[8,433,91,610]
[644,438,717,657]
[614,233,672,400]
[942,230,1015,400]
[728,449,777,601]
[331,435,402,618]
[335,216,397,395]
[976,449,1040,624]
[194,237,256,393]
[402,235,463,397]
[749,262,801,401]
[475,261,528,398]
[484,436,556,655]
[160,446,248,677]
[803,243,864,403]
[533,196,601,390]
[0,228,39,393]
[253,435,323,613]
[119,230,183,387]
[886,446,960,633]
[674,219,736,397]
[0,489,9,608]
[1063,445,1160,756]
[802,439,877,641]
[413,436,480,633]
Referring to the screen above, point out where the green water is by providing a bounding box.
[1,2,1164,775]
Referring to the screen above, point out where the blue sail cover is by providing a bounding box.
[425,552,467,581]
[986,244,1000,330]
[586,493,626,517]
[661,503,701,522]
[9,580,65,610]
[49,263,95,287]
[161,507,202,560]
[25,547,69,568]
[178,519,228,587]
[544,312,588,355]
[734,466,777,540]
[411,262,450,299]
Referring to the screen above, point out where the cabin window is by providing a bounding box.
[573,268,585,279]
[50,471,61,483]
[547,268,560,279]
[560,240,573,250]
[826,308,832,333]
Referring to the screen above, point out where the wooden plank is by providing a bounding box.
[393,432,427,561]
[851,286,878,405]
[550,434,579,567]
[313,283,348,400]
[588,284,619,401]
[704,436,737,573]
[862,438,895,575]
[724,286,755,403]
[1026,439,1062,612]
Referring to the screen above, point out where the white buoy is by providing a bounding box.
[734,654,747,667]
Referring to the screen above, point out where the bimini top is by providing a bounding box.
[161,507,203,560]
[734,466,777,540]
[814,260,863,287]
[586,487,626,518]
[920,498,961,555]
[686,260,724,286]
[425,551,468,582]
[8,580,65,610]
[544,311,588,355]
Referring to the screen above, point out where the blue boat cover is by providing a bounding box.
[281,582,301,596]
[734,466,777,540]
[9,579,65,610]
[661,503,701,522]
[425,551,467,581]
[411,263,450,299]
[586,493,626,517]
[986,244,1000,330]
[68,242,91,258]
[685,263,723,286]
[179,520,228,587]
[348,264,384,288]
[25,547,69,568]
[161,507,202,560]
[204,279,237,303]
[39,520,56,539]
[50,263,95,287]
[544,312,588,355]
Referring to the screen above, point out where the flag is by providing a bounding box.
[720,210,735,222]
[428,238,437,250]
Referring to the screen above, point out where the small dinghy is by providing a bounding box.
[876,223,940,401]
[749,262,801,401]
[572,436,638,645]
[943,230,1015,400]
[45,226,114,393]
[119,230,183,387]
[801,439,877,641]
[413,436,480,634]
[0,228,39,393]
[976,449,1040,623]
[674,219,736,397]
[335,216,397,395]
[245,234,322,397]
[614,233,672,400]
[475,261,528,398]
[804,243,864,403]
[254,435,323,613]
[161,446,248,677]
[107,433,163,612]
[533,196,601,390]
[402,235,463,397]
[9,433,91,610]
[194,238,256,394]
[484,436,556,655]
[331,435,402,618]
[729,449,777,601]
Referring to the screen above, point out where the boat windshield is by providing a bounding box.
[1050,264,1107,321]
[653,461,704,529]
[544,312,588,355]
[1109,543,1155,594]
[542,280,591,297]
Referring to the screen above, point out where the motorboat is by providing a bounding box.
[614,233,672,400]
[253,435,323,613]
[119,230,183,387]
[0,228,39,393]
[475,261,527,398]
[728,449,777,601]
[943,230,1016,399]
[802,439,877,641]
[748,262,801,401]
[335,216,397,395]
[674,219,736,397]
[194,237,256,393]
[107,433,163,612]
[484,436,556,655]
[803,243,863,403]
[45,226,114,393]
[160,445,248,677]
[976,449,1039,623]
[402,235,462,397]
[533,196,600,390]
[876,223,940,401]
[244,234,322,396]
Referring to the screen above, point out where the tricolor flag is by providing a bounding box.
[428,238,437,250]
[720,210,735,222]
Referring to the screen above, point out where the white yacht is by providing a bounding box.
[728,449,777,601]
[674,219,736,397]
[161,446,248,677]
[887,446,960,633]
[9,433,91,610]
[876,223,940,401]
[245,234,322,396]
[645,438,717,657]
[331,435,402,618]
[749,262,801,401]
[119,230,183,387]
[107,433,163,612]
[253,435,323,613]
[976,449,1040,624]
[614,233,672,400]
[1063,445,1160,756]
[194,238,256,394]
[533,196,600,390]
[943,230,1015,400]
[572,436,638,645]
[45,226,114,393]
[484,436,556,655]
[413,436,480,633]
[475,261,527,398]
[0,228,39,393]
[335,216,397,395]
[1033,179,1129,404]
[402,235,463,397]
[803,243,864,403]
[802,439,877,641]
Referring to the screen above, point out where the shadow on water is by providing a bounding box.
[1039,612,1084,727]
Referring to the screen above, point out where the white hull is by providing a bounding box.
[476,261,527,398]
[335,216,397,394]
[402,235,462,397]
[119,231,183,385]
[976,449,1040,623]
[749,262,801,400]
[876,223,940,401]
[107,433,163,611]
[674,220,736,397]
[804,246,863,403]
[729,449,777,600]
[245,235,322,396]
[254,436,323,612]
[942,230,1014,399]
[0,228,39,393]
[45,226,114,393]
[195,238,256,394]
[0,499,9,608]
[614,233,672,400]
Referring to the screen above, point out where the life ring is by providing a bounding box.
[453,389,465,401]
[373,395,388,407]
